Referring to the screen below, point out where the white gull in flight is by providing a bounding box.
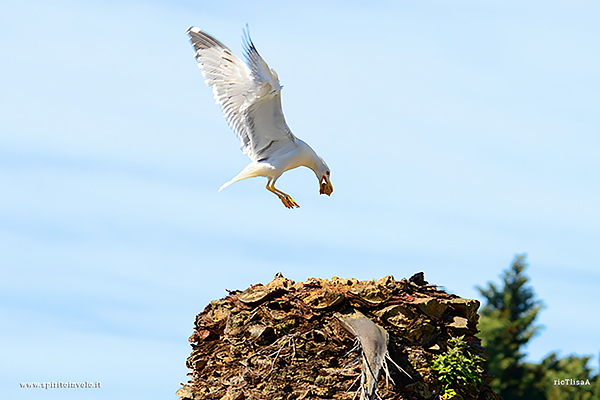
[187,26,333,209]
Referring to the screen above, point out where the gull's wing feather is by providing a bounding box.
[187,27,296,161]
[242,25,281,93]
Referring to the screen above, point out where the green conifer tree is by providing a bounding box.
[477,255,599,399]
[476,254,545,399]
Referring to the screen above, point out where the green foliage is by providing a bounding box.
[432,336,485,399]
[520,352,598,400]
[476,254,599,400]
[476,254,545,398]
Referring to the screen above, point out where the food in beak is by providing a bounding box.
[319,177,333,196]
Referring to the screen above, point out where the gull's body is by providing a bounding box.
[187,26,333,208]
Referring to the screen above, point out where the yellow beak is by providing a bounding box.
[319,176,333,196]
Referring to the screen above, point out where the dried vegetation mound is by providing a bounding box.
[177,273,502,400]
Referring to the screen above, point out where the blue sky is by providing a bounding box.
[1,0,599,398]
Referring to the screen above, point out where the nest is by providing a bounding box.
[177,273,501,400]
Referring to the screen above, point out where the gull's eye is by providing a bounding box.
[326,171,330,176]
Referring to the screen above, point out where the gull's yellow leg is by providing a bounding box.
[266,183,294,208]
[269,182,299,209]
[265,180,290,207]
[266,181,299,208]
[271,182,300,208]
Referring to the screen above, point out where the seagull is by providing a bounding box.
[187,26,333,209]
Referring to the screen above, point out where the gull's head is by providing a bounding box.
[313,158,333,196]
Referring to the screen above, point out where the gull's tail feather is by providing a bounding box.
[218,173,252,191]
[218,162,273,192]
[218,179,236,192]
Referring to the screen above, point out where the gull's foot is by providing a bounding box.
[281,196,300,209]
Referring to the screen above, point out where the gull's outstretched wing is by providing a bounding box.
[187,26,297,161]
